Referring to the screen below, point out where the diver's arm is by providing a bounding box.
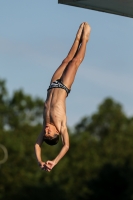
[55,125,69,164]
[34,130,44,166]
[46,125,69,170]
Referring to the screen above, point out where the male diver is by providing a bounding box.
[35,22,91,172]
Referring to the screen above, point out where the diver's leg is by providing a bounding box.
[50,23,84,83]
[61,22,91,89]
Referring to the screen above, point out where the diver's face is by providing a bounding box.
[44,124,58,139]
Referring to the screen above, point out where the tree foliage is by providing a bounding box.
[0,78,133,200]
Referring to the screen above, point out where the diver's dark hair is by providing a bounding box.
[43,134,59,146]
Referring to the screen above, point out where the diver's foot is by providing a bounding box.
[82,22,91,42]
[76,22,85,41]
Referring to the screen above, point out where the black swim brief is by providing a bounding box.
[47,79,70,96]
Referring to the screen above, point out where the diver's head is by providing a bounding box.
[43,124,59,146]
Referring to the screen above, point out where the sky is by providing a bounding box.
[0,0,133,127]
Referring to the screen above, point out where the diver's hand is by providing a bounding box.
[45,160,56,172]
[38,161,50,171]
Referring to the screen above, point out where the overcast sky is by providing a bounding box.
[1,0,133,127]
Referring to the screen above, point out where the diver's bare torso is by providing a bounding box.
[44,88,67,132]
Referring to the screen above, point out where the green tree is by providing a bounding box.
[1,78,133,200]
[0,79,9,130]
[75,98,127,139]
